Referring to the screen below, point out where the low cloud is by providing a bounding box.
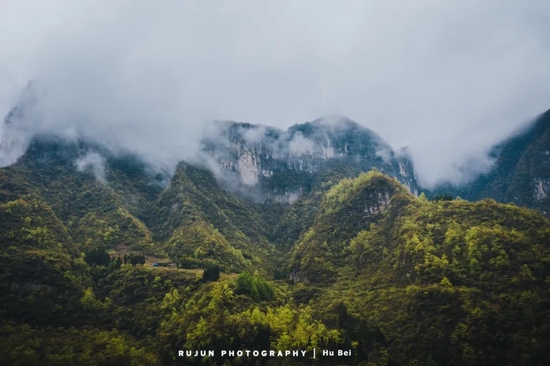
[288,133,315,156]
[1,1,549,187]
[75,152,107,184]
[242,125,268,145]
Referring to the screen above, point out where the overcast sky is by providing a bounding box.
[1,0,550,187]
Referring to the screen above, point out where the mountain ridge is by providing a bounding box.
[3,88,550,364]
[430,109,550,215]
[201,115,418,202]
[3,137,550,364]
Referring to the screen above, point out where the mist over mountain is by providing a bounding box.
[200,116,417,202]
[2,82,550,214]
[2,85,550,365]
[2,1,550,187]
[431,109,550,214]
[3,133,550,364]
[3,2,550,365]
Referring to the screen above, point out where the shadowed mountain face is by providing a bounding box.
[430,109,550,215]
[463,110,550,214]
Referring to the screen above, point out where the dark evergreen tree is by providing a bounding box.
[115,256,122,269]
[84,247,111,266]
[201,264,220,282]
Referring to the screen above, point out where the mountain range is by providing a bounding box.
[1,93,550,366]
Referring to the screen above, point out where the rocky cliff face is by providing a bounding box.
[201,116,418,201]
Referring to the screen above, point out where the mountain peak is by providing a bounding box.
[201,117,418,198]
[310,115,360,130]
[322,170,409,214]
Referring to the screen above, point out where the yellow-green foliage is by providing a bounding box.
[0,196,78,255]
[73,207,156,254]
[235,271,275,301]
[290,170,411,284]
[323,170,404,214]
[5,141,550,366]
[166,220,251,272]
[152,162,277,273]
[243,304,341,350]
[314,195,550,364]
[0,322,160,366]
[158,279,340,357]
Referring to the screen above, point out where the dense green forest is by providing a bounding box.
[2,138,550,365]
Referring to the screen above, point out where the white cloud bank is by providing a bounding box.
[1,0,550,187]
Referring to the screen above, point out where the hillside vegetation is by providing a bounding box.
[2,140,550,365]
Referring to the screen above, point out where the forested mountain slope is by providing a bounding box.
[287,171,550,365]
[3,93,550,364]
[2,149,550,365]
